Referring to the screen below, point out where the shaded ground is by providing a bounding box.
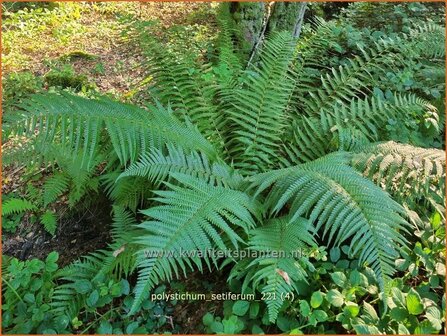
[2,198,112,267]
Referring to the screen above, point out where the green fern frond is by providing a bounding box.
[137,29,226,152]
[5,93,216,165]
[321,93,437,141]
[410,23,445,58]
[43,173,70,206]
[102,207,141,278]
[51,254,103,318]
[41,210,57,236]
[279,116,331,166]
[250,153,409,295]
[215,3,243,81]
[130,172,259,314]
[225,32,297,174]
[2,198,36,216]
[102,173,153,212]
[352,141,446,208]
[48,146,103,207]
[292,34,412,117]
[119,145,243,188]
[236,216,316,322]
[50,208,140,318]
[280,93,438,166]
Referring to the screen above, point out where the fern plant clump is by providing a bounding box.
[2,3,445,334]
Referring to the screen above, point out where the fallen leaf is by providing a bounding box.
[113,244,126,257]
[276,268,291,285]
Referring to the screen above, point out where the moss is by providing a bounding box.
[59,50,98,62]
[44,65,95,91]
[267,2,303,33]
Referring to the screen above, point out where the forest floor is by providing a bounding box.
[2,2,213,96]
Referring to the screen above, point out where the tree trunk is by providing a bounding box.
[266,2,307,38]
[228,2,266,59]
[227,2,307,62]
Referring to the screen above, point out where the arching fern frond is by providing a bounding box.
[98,206,141,278]
[292,36,403,117]
[214,3,243,83]
[5,93,216,165]
[51,253,104,318]
[231,216,316,322]
[250,153,409,295]
[280,93,438,166]
[119,145,243,189]
[48,146,103,207]
[137,28,226,152]
[410,23,445,58]
[351,141,446,211]
[130,172,259,314]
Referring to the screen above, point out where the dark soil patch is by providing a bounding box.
[2,200,112,267]
[168,269,228,333]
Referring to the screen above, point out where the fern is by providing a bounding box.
[41,210,57,236]
[50,207,140,318]
[43,173,70,206]
[130,172,259,314]
[214,4,244,82]
[51,253,104,318]
[250,153,410,294]
[410,23,445,58]
[119,144,243,188]
[293,35,402,116]
[48,146,103,207]
[352,141,446,211]
[4,16,445,325]
[102,173,153,212]
[225,32,297,174]
[5,93,216,165]
[291,23,438,118]
[280,93,438,165]
[231,216,316,322]
[137,28,226,152]
[2,198,36,216]
[104,206,140,277]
